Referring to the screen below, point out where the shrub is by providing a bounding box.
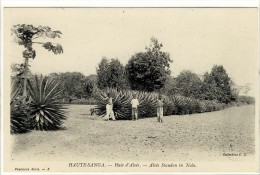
[60,97,97,105]
[67,98,98,105]
[27,75,67,130]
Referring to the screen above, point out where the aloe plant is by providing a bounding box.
[10,80,29,134]
[95,88,158,120]
[162,96,176,115]
[27,75,67,130]
[95,88,134,119]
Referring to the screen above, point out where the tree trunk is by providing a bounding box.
[22,57,29,101]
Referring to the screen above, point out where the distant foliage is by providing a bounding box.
[83,75,97,98]
[126,37,172,92]
[97,57,129,90]
[65,98,98,105]
[237,96,255,104]
[49,72,87,99]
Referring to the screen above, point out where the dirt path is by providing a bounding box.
[11,105,255,162]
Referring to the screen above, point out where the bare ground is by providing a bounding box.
[11,105,255,162]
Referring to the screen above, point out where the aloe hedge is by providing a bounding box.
[94,88,227,120]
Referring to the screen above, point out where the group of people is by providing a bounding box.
[104,93,164,123]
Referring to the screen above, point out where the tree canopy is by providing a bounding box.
[11,24,63,55]
[201,65,234,103]
[96,57,129,90]
[175,70,203,98]
[83,75,98,98]
[126,37,172,92]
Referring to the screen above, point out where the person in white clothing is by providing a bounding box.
[131,94,139,120]
[104,93,116,121]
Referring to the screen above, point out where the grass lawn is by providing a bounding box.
[11,105,255,162]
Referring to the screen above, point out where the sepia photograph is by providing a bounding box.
[2,6,259,174]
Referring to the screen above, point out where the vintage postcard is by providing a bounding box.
[1,6,259,174]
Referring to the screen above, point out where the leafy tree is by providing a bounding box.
[83,75,98,98]
[161,76,178,95]
[11,24,63,99]
[126,37,172,92]
[201,65,233,103]
[97,57,129,90]
[175,70,203,98]
[229,80,239,102]
[237,95,255,104]
[96,58,110,89]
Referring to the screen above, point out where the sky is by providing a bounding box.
[4,8,258,96]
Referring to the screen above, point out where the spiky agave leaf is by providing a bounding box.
[199,100,210,113]
[171,95,188,115]
[10,81,30,134]
[27,75,67,130]
[198,100,226,113]
[95,88,132,119]
[185,97,201,114]
[171,95,202,115]
[208,100,226,111]
[162,95,176,115]
[113,91,132,119]
[137,91,157,118]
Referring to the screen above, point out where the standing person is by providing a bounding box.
[157,94,164,123]
[131,94,139,120]
[104,93,116,121]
